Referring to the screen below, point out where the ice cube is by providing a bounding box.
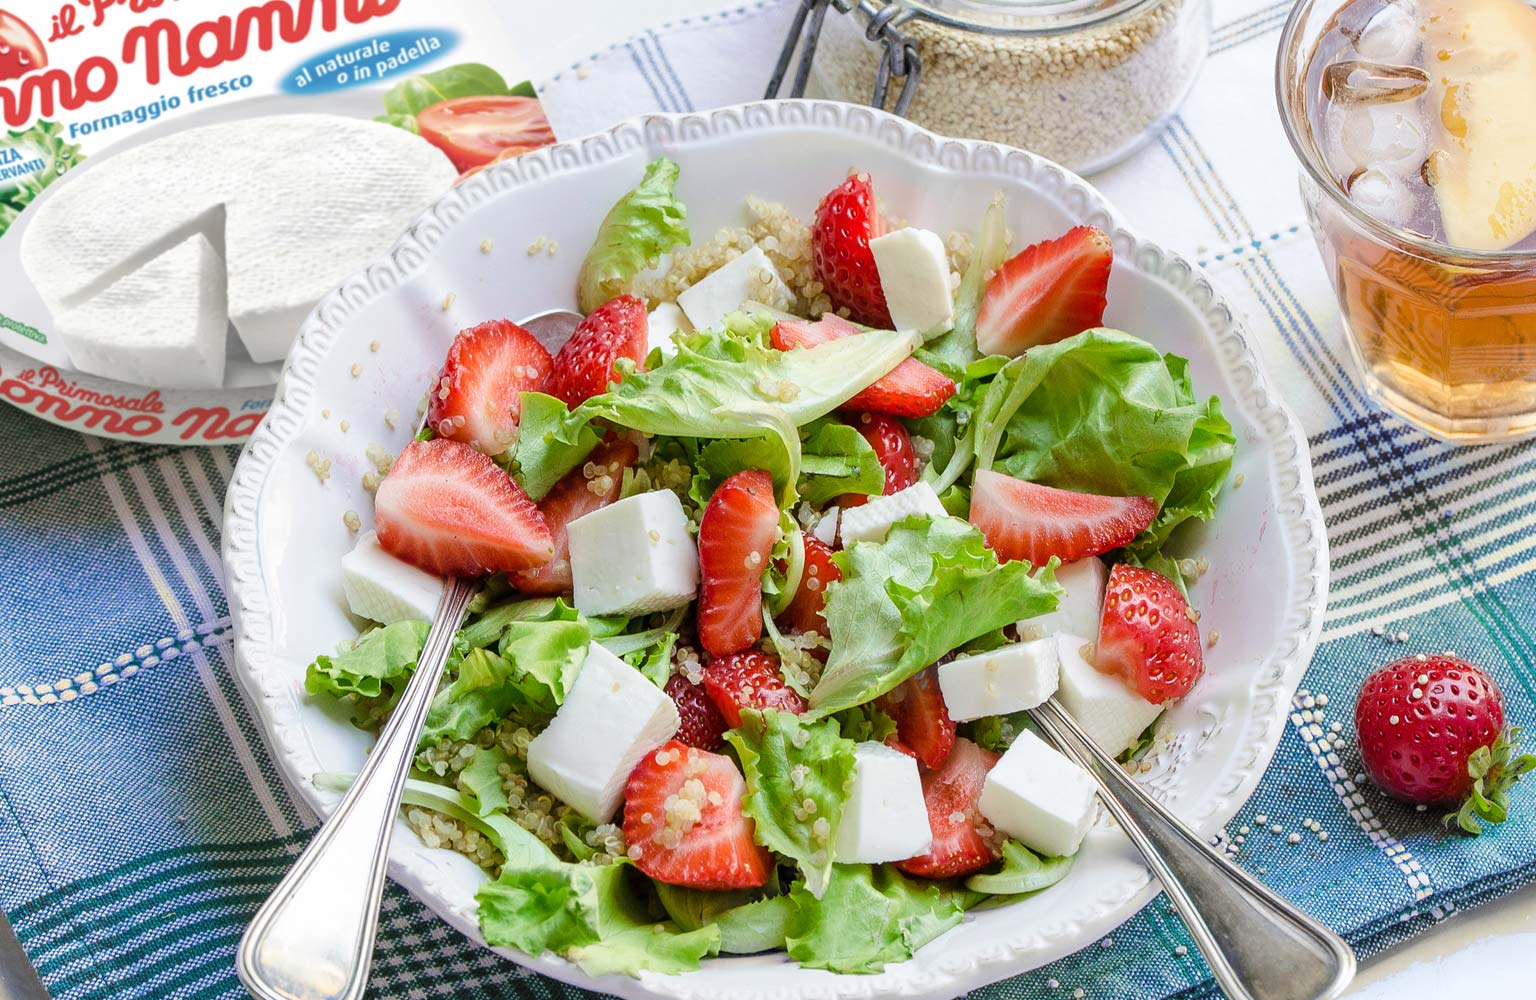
[1323,60,1428,106]
[1348,168,1419,225]
[1339,101,1428,174]
[1355,2,1421,64]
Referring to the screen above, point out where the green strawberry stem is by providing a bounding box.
[1446,727,1536,835]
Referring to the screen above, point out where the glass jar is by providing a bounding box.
[808,0,1212,174]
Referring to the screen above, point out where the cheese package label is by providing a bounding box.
[0,0,546,445]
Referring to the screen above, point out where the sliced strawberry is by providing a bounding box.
[875,666,956,770]
[701,650,808,729]
[839,413,917,509]
[697,470,780,657]
[775,534,842,636]
[546,294,648,407]
[508,438,638,594]
[969,469,1156,566]
[895,737,1001,879]
[375,438,553,577]
[426,320,553,457]
[975,226,1113,357]
[812,174,892,327]
[771,315,955,418]
[1096,564,1203,704]
[665,672,729,751]
[622,740,772,890]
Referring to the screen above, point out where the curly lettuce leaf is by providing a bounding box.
[964,840,1074,895]
[724,709,856,898]
[514,314,921,503]
[422,616,591,741]
[784,864,968,974]
[971,329,1235,554]
[457,746,512,816]
[305,620,429,702]
[797,420,884,507]
[809,517,1062,716]
[653,883,791,955]
[477,859,719,977]
[577,157,691,313]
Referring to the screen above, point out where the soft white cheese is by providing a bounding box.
[937,637,1059,721]
[675,246,793,333]
[1053,633,1163,756]
[978,729,1098,858]
[341,530,443,625]
[646,302,692,358]
[1017,557,1107,643]
[833,741,933,863]
[21,114,457,365]
[55,233,227,389]
[869,228,955,335]
[567,490,698,617]
[811,505,840,547]
[838,481,949,545]
[526,642,680,822]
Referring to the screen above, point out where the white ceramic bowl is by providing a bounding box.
[222,100,1328,1000]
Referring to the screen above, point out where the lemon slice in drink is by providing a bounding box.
[1424,0,1536,251]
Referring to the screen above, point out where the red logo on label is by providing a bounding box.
[0,8,47,80]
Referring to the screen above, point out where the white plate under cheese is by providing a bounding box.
[21,113,456,383]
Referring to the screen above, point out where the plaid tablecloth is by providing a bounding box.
[3,1,1536,998]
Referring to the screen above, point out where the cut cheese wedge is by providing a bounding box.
[1423,0,1536,251]
[55,233,228,389]
[22,114,457,364]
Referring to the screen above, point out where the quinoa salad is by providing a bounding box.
[308,158,1236,976]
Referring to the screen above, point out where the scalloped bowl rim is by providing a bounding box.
[221,99,1329,1000]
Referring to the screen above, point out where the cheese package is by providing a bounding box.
[0,0,548,445]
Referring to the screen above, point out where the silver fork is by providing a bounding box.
[236,309,583,1000]
[1028,699,1356,1000]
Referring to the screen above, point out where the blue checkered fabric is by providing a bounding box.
[2,2,1534,998]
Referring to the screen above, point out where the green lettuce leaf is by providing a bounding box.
[797,419,884,507]
[305,620,429,701]
[810,517,1062,716]
[422,616,590,741]
[724,709,856,898]
[784,864,967,974]
[964,840,1074,895]
[457,746,511,816]
[576,157,691,313]
[512,392,601,500]
[653,883,791,955]
[477,860,719,977]
[971,329,1234,551]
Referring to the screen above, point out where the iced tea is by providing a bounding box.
[1279,0,1536,441]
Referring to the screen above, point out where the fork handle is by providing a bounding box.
[237,577,476,1000]
[1027,699,1356,1000]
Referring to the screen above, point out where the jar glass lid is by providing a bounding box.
[891,0,1163,33]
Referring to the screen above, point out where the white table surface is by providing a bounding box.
[506,1,1536,996]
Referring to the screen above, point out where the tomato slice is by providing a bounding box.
[416,96,556,174]
[0,9,48,81]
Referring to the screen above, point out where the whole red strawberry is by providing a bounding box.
[547,294,648,407]
[1095,564,1203,703]
[1355,655,1534,833]
[665,671,728,751]
[812,174,892,328]
[839,413,916,509]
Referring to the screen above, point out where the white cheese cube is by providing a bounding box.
[341,530,444,624]
[526,643,680,822]
[833,742,933,863]
[1053,634,1163,756]
[979,729,1098,858]
[869,228,956,335]
[676,246,793,332]
[937,638,1059,722]
[811,505,840,547]
[646,302,692,358]
[838,481,949,545]
[1017,557,1107,642]
[55,233,228,389]
[568,490,698,617]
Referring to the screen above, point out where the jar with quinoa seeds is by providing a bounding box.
[803,0,1212,174]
